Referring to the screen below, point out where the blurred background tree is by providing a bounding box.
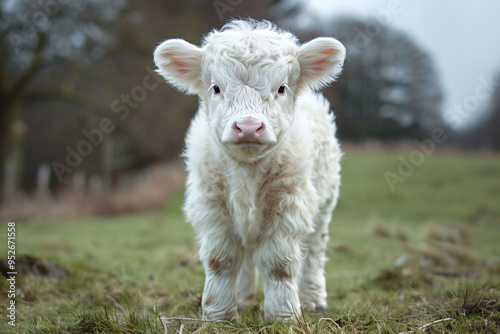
[0,0,127,198]
[320,17,446,141]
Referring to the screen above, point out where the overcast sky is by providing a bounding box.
[304,0,500,129]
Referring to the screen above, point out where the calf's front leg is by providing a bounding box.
[198,232,242,322]
[254,237,303,322]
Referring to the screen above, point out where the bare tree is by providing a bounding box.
[322,17,445,141]
[0,0,126,198]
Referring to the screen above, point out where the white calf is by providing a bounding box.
[154,19,345,322]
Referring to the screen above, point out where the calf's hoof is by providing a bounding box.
[315,304,328,312]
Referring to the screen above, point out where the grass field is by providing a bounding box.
[1,150,500,333]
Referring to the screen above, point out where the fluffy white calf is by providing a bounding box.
[154,19,345,322]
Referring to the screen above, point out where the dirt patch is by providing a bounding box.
[0,254,68,280]
[372,226,491,290]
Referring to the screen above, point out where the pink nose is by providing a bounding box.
[233,119,265,143]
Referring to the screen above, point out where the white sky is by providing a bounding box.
[304,0,500,129]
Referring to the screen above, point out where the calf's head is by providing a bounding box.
[154,20,345,163]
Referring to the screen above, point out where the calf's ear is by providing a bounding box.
[154,39,203,95]
[298,37,346,90]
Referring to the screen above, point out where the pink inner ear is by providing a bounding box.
[310,49,337,72]
[313,58,328,66]
[163,52,189,75]
[320,49,337,55]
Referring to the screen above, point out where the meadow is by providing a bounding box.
[1,150,500,333]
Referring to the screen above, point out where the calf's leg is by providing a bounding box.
[254,237,302,322]
[199,233,242,322]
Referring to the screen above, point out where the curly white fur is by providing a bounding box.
[154,19,345,322]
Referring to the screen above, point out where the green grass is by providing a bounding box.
[1,150,500,333]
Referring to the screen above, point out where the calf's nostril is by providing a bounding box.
[256,123,264,134]
[233,122,243,134]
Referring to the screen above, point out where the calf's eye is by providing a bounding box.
[278,85,286,95]
[213,85,221,94]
